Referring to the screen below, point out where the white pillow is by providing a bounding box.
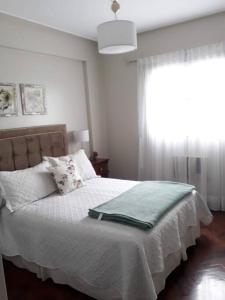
[48,159,84,194]
[44,149,97,181]
[43,155,67,167]
[0,161,57,212]
[70,150,97,180]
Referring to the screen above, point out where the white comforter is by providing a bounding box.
[0,178,212,300]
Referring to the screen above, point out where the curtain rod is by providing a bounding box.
[127,41,225,64]
[128,59,137,63]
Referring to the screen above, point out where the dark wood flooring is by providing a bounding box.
[3,212,225,300]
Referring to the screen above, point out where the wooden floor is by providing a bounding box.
[4,212,225,300]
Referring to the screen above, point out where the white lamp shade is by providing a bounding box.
[73,129,89,143]
[98,20,137,55]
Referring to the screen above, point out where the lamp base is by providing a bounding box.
[90,151,98,161]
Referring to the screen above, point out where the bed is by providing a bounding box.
[0,124,212,300]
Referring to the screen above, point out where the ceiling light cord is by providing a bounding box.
[111,0,120,20]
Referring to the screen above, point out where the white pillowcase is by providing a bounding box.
[44,149,97,181]
[0,161,57,212]
[70,150,97,180]
[49,159,84,194]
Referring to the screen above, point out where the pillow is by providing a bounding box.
[0,161,57,212]
[44,149,97,181]
[70,149,97,180]
[48,159,84,194]
[43,155,67,167]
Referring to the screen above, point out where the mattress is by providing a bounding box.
[0,178,212,300]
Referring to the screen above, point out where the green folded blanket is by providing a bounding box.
[88,181,195,230]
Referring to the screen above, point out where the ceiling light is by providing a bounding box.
[97,0,137,55]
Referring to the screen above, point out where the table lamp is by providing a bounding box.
[73,129,89,150]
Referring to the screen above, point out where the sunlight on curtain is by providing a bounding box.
[147,58,225,140]
[138,42,225,210]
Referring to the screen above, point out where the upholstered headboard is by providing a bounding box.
[0,124,68,171]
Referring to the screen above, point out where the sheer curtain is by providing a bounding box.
[138,42,225,210]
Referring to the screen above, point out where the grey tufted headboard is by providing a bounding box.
[0,124,68,171]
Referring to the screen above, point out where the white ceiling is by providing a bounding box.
[0,0,225,41]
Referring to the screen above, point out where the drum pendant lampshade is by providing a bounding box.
[97,1,137,55]
[98,20,137,55]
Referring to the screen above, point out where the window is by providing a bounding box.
[145,57,225,141]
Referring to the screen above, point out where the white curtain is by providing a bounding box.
[138,42,225,210]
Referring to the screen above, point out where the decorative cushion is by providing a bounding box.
[48,159,84,194]
[0,161,57,212]
[44,149,97,181]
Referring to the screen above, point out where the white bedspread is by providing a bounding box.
[0,178,212,300]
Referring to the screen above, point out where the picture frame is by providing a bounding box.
[0,83,17,117]
[20,84,47,115]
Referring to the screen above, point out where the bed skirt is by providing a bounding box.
[4,224,200,300]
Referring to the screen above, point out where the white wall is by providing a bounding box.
[2,12,225,176]
[0,13,108,156]
[102,12,225,180]
[0,47,87,132]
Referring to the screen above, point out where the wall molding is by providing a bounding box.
[0,43,84,63]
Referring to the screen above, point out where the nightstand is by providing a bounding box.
[91,158,109,178]
[0,255,8,300]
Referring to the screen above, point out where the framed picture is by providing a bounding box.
[20,84,47,115]
[0,83,17,117]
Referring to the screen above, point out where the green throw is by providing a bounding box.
[88,181,195,230]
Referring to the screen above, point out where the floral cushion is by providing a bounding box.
[43,149,97,181]
[49,159,84,194]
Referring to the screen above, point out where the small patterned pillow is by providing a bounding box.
[49,159,84,194]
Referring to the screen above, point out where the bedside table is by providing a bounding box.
[0,255,8,300]
[91,158,109,178]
